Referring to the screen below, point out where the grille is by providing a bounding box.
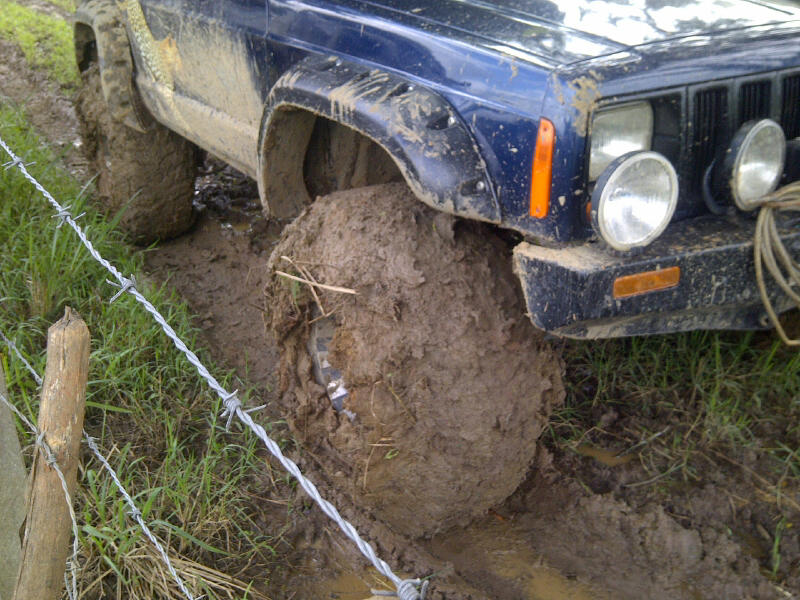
[691,87,728,187]
[689,74,800,194]
[739,80,771,124]
[782,74,800,139]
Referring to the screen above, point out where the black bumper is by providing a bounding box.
[513,214,800,339]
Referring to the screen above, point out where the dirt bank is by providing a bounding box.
[0,38,87,178]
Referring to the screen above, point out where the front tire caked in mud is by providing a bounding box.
[76,64,195,244]
[267,183,565,538]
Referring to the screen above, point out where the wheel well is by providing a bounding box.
[260,107,402,219]
[74,23,97,73]
[303,116,402,199]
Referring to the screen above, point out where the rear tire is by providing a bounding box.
[266,183,564,538]
[76,64,195,243]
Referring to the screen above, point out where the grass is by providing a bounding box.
[548,327,800,585]
[0,0,79,87]
[0,103,279,599]
[551,327,800,515]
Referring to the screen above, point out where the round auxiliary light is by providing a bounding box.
[591,151,679,252]
[720,119,785,211]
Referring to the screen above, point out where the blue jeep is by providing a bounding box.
[72,0,800,338]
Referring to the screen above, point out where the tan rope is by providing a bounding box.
[754,180,800,346]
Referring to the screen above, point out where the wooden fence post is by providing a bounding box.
[13,307,89,600]
[0,366,26,600]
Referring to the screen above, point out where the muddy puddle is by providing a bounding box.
[574,444,635,468]
[428,518,608,600]
[312,557,603,600]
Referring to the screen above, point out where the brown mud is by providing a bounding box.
[265,183,564,538]
[2,17,799,599]
[142,157,282,391]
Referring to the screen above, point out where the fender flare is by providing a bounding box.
[74,0,148,132]
[258,55,500,222]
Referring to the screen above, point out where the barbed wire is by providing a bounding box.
[83,434,197,600]
[1,330,197,600]
[0,135,427,599]
[1,330,43,386]
[0,389,79,600]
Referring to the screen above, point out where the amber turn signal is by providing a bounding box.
[613,266,680,299]
[530,118,555,219]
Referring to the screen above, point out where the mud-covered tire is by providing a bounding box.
[76,64,195,243]
[266,183,565,538]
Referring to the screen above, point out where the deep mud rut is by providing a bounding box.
[2,33,799,600]
[139,173,794,600]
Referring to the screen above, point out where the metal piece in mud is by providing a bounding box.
[308,314,351,414]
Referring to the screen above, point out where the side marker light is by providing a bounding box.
[530,118,555,219]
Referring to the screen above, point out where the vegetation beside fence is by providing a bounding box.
[1,103,277,599]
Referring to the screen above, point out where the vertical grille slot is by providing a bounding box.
[782,74,800,139]
[739,80,770,124]
[692,87,728,186]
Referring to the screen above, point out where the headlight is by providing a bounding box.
[588,101,653,181]
[716,119,785,211]
[591,151,679,251]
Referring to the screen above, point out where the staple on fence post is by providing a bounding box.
[13,308,89,600]
[0,366,26,600]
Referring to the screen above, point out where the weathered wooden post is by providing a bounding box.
[0,366,26,600]
[13,307,89,600]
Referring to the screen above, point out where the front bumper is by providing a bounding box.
[513,214,800,339]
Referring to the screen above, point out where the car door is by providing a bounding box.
[131,0,269,177]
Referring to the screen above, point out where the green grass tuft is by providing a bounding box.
[0,0,79,87]
[552,325,800,505]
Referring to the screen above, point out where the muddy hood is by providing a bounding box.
[365,0,800,64]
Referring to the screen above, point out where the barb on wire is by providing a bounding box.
[2,156,34,170]
[107,275,137,303]
[0,390,79,600]
[53,206,85,228]
[0,133,428,600]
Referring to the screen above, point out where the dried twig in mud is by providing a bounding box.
[614,426,670,458]
[274,270,357,295]
[276,256,357,296]
[623,460,684,488]
[280,256,328,316]
[367,378,417,426]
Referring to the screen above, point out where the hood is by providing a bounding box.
[361,0,800,65]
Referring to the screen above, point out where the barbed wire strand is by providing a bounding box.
[1,333,197,600]
[0,389,79,600]
[83,434,197,600]
[1,330,44,386]
[0,135,426,600]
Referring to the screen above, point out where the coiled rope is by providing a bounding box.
[754,180,800,345]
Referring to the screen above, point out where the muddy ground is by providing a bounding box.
[2,24,800,600]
